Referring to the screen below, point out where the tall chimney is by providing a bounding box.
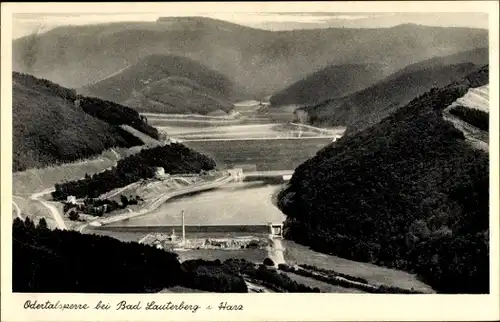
[181,210,185,243]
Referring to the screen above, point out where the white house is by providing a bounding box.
[66,196,77,204]
[155,167,170,179]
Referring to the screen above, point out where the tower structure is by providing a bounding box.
[181,210,186,244]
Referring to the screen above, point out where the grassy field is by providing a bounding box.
[175,248,268,263]
[12,150,119,196]
[282,240,434,293]
[281,271,365,293]
[159,286,211,293]
[12,196,57,228]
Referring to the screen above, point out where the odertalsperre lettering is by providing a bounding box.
[24,300,89,311]
[145,301,200,313]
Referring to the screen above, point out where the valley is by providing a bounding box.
[9,13,491,296]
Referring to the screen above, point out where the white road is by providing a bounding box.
[30,189,67,230]
[12,200,22,219]
[101,181,140,199]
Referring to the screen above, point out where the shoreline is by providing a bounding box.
[88,173,234,227]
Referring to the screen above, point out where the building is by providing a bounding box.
[66,196,77,204]
[155,167,170,179]
[228,168,243,181]
[268,223,284,238]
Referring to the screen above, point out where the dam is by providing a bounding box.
[133,211,286,265]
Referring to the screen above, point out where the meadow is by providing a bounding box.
[280,271,365,293]
[282,240,434,293]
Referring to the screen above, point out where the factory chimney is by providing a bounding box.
[181,210,186,243]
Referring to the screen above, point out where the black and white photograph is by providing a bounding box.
[2,2,498,312]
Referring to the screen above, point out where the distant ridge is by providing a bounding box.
[295,48,488,134]
[13,19,488,97]
[269,63,390,107]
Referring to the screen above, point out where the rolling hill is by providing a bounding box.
[79,55,237,115]
[296,48,488,133]
[13,17,488,98]
[12,72,156,172]
[277,66,489,293]
[269,63,389,107]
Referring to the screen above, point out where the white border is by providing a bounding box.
[1,2,499,321]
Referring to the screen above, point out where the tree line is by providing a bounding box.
[77,95,160,139]
[449,105,489,131]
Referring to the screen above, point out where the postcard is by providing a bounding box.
[1,2,499,321]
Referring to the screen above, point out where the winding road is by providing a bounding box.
[12,200,22,219]
[30,189,67,230]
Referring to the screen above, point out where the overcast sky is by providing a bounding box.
[12,12,489,39]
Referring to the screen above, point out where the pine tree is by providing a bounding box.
[38,217,49,230]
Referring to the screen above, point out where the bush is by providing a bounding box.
[263,258,275,266]
[180,259,247,293]
[68,210,79,221]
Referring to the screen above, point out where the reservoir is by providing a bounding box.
[92,181,286,231]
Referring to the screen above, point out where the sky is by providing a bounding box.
[12,12,489,39]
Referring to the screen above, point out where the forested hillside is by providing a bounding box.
[12,73,144,171]
[13,18,488,97]
[301,63,483,134]
[13,218,249,293]
[277,66,489,293]
[13,218,319,293]
[295,48,488,134]
[13,73,161,171]
[269,63,388,107]
[81,54,239,114]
